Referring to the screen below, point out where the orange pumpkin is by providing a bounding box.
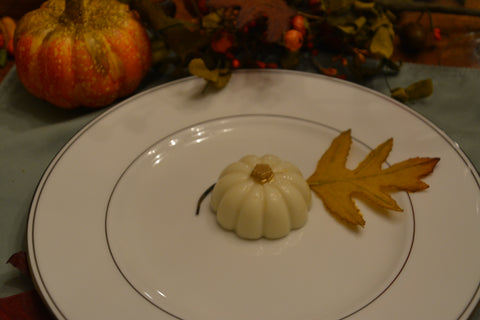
[14,0,152,109]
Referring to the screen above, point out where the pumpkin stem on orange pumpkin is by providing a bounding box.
[60,0,86,25]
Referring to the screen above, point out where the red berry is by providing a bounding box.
[211,31,234,53]
[322,67,338,76]
[0,34,4,48]
[267,62,278,69]
[284,29,304,52]
[256,60,266,68]
[232,59,240,68]
[292,15,307,36]
[433,27,442,41]
[7,39,13,56]
[243,20,257,33]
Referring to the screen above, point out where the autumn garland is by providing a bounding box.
[128,0,434,99]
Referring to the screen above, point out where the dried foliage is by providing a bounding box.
[128,0,439,98]
[208,0,296,42]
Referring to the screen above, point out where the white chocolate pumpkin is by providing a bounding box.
[210,155,312,239]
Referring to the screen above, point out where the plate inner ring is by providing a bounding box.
[106,115,415,320]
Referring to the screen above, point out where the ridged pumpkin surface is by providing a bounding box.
[211,155,312,240]
[14,0,152,108]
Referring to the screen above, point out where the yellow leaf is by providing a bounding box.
[188,58,232,89]
[337,25,357,34]
[391,79,433,102]
[370,25,394,58]
[354,0,375,10]
[337,16,366,35]
[307,130,439,226]
[390,87,409,102]
[406,78,433,99]
[354,16,367,29]
[202,9,224,29]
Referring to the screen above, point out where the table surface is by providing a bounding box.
[2,1,480,319]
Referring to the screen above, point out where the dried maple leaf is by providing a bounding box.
[307,130,439,226]
[207,0,296,42]
[7,252,30,276]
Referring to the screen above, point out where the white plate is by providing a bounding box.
[27,70,480,320]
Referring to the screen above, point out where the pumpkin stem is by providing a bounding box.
[250,164,274,185]
[61,0,87,25]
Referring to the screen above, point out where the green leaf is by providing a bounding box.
[151,40,170,65]
[131,0,205,62]
[188,58,232,89]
